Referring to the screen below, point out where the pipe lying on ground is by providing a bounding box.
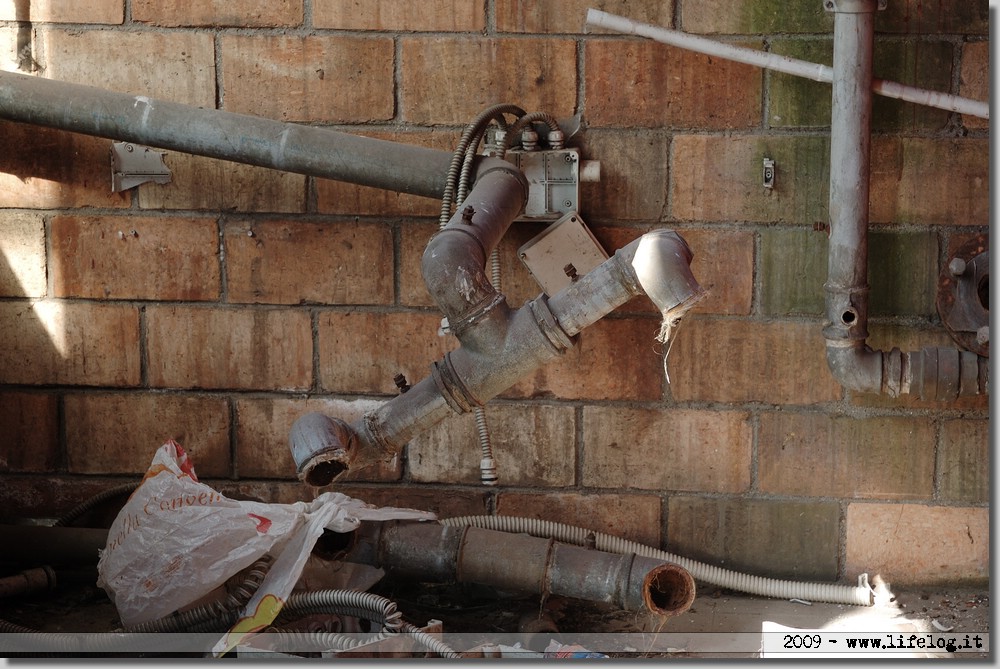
[339,521,696,618]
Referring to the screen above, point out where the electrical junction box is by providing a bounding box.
[517,210,609,296]
[505,147,581,220]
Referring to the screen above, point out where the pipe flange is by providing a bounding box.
[936,233,988,358]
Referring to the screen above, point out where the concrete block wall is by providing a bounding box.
[0,0,989,587]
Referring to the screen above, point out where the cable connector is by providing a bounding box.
[480,456,499,486]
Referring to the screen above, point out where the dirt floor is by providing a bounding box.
[0,570,990,660]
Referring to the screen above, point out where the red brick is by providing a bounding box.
[845,503,988,585]
[314,0,483,31]
[668,496,841,580]
[0,122,131,210]
[220,35,394,123]
[681,0,832,34]
[577,130,670,221]
[0,212,46,297]
[335,485,489,518]
[938,419,989,503]
[316,130,458,217]
[497,0,673,34]
[50,215,220,301]
[758,412,935,499]
[133,0,302,26]
[959,42,988,131]
[496,492,663,547]
[0,392,59,472]
[504,317,665,402]
[671,134,830,224]
[35,29,214,106]
[584,39,762,129]
[582,407,751,492]
[224,219,393,305]
[235,397,401,482]
[146,306,312,390]
[0,475,140,520]
[681,229,753,316]
[317,311,457,395]
[137,153,308,213]
[667,318,842,404]
[64,393,231,476]
[408,404,576,485]
[0,0,122,23]
[400,37,577,125]
[870,137,988,225]
[212,480,311,505]
[0,301,140,386]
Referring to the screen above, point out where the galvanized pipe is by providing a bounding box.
[0,69,457,198]
[349,521,696,617]
[291,226,703,483]
[821,1,988,400]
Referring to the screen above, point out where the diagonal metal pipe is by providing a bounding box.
[0,69,458,198]
[290,159,704,484]
[588,4,989,401]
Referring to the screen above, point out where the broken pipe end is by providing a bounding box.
[289,412,358,487]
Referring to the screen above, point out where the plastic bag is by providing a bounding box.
[96,440,436,654]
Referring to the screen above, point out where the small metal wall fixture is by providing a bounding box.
[937,233,989,358]
[111,141,171,192]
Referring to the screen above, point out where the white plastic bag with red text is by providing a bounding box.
[96,440,435,644]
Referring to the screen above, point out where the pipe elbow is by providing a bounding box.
[626,230,705,315]
[421,159,527,325]
[289,412,359,487]
[824,341,884,395]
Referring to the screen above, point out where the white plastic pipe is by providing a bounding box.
[585,9,989,120]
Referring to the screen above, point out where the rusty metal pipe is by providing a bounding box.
[346,521,695,617]
[0,566,57,599]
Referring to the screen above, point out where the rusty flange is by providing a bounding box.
[937,234,989,358]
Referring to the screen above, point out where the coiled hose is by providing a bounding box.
[269,592,460,658]
[440,515,874,607]
[53,482,138,527]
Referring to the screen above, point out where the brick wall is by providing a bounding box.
[0,0,989,587]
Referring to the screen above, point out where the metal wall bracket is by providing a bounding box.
[762,158,775,188]
[111,141,171,192]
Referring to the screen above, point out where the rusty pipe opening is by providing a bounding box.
[311,527,358,562]
[289,412,358,487]
[642,562,696,617]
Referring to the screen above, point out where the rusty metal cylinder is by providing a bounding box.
[359,521,695,617]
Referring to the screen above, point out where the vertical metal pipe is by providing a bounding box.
[822,1,884,394]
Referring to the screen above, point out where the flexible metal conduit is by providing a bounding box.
[0,69,458,198]
[585,8,989,120]
[441,516,873,607]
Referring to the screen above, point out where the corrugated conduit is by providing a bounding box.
[441,515,873,607]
